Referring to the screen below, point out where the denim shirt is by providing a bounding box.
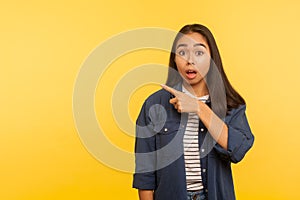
[133,86,254,200]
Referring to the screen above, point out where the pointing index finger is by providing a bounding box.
[160,84,178,96]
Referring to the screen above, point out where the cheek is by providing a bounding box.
[195,56,210,76]
[175,56,186,71]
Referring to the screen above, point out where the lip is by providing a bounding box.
[185,69,197,80]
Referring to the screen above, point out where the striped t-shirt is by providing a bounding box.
[182,86,209,191]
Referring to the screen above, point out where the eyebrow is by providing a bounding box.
[176,43,207,49]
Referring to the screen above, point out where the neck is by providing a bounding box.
[183,80,209,97]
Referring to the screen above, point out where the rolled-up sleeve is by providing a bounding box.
[132,101,157,190]
[214,105,254,163]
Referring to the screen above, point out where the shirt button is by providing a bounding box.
[205,189,208,193]
[200,128,204,132]
[181,125,185,128]
[201,148,205,152]
[203,168,206,173]
[164,128,168,132]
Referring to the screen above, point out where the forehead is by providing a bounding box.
[176,32,208,47]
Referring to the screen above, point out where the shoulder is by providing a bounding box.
[228,104,246,114]
[136,89,173,123]
[225,104,247,123]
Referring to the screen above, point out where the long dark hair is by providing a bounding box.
[166,24,245,114]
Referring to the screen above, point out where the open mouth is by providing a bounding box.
[185,69,197,79]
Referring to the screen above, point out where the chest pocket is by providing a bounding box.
[155,120,180,149]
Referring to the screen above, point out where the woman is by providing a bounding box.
[133,24,254,200]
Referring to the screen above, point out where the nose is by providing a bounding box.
[187,54,195,65]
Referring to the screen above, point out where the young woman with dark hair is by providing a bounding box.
[133,24,254,200]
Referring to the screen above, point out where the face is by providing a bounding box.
[174,32,211,87]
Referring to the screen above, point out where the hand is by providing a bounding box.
[161,84,200,113]
[161,85,229,150]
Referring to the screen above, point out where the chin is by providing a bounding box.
[187,77,204,85]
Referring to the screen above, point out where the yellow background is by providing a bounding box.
[1,0,300,199]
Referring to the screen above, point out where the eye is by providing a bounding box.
[195,51,204,56]
[178,50,186,56]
